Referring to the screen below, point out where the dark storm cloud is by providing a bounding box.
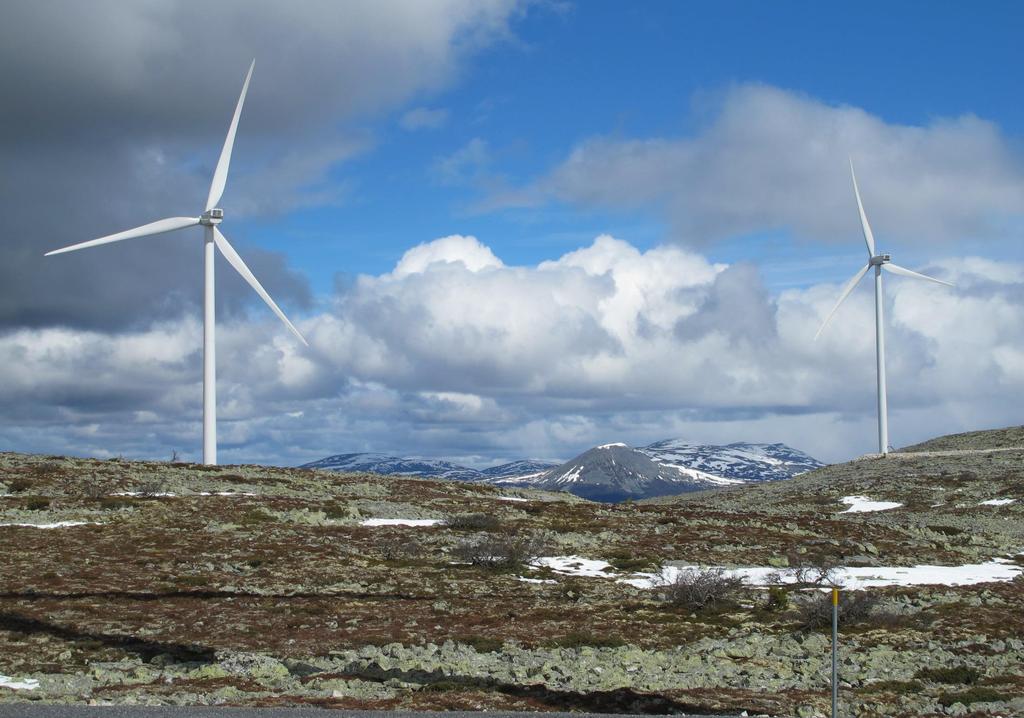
[0,0,521,330]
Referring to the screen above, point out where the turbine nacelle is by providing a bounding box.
[200,209,224,226]
[869,254,890,266]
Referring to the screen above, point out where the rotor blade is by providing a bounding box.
[213,227,308,345]
[883,262,954,287]
[45,217,200,256]
[205,59,255,211]
[849,158,876,257]
[814,263,871,341]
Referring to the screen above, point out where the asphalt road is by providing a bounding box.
[0,708,737,718]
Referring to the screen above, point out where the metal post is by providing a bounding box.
[832,587,839,718]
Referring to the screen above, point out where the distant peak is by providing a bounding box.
[597,442,628,449]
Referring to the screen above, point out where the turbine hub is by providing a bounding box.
[869,253,890,266]
[200,208,224,226]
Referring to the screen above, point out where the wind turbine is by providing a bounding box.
[45,60,307,465]
[815,159,952,455]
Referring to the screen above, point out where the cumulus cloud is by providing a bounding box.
[2,234,1019,466]
[493,84,1024,246]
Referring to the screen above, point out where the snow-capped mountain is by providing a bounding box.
[300,453,484,482]
[524,443,690,502]
[479,459,558,481]
[498,440,824,502]
[301,440,823,502]
[639,440,823,486]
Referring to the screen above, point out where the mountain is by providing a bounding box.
[300,452,484,482]
[300,453,557,483]
[479,459,558,481]
[494,440,824,502]
[301,440,823,502]
[638,440,823,485]
[520,443,693,502]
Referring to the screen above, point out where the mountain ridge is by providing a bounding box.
[302,439,824,501]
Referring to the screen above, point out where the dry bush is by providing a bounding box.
[797,590,881,630]
[8,478,34,493]
[446,513,501,532]
[660,568,744,612]
[791,555,843,587]
[379,533,423,562]
[452,530,547,571]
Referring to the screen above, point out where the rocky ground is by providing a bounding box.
[1,427,1023,717]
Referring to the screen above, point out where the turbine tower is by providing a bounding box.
[45,60,307,465]
[815,159,952,455]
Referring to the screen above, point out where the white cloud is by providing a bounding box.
[494,84,1024,245]
[391,234,504,277]
[2,234,1020,466]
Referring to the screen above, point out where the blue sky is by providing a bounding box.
[240,1,1024,293]
[2,0,1023,466]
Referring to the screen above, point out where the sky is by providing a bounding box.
[1,0,1023,467]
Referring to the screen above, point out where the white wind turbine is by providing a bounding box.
[815,159,952,455]
[45,60,307,465]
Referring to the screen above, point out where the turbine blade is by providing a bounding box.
[45,217,200,256]
[883,262,954,287]
[849,158,876,257]
[213,227,308,345]
[814,263,871,340]
[205,59,255,211]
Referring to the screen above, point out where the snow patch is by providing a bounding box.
[497,496,529,502]
[597,442,628,449]
[840,495,903,513]
[359,518,442,527]
[979,498,1016,506]
[0,675,39,691]
[516,576,557,584]
[0,521,97,529]
[622,558,1023,590]
[532,555,613,577]
[112,491,176,497]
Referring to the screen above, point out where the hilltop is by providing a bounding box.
[0,427,1022,717]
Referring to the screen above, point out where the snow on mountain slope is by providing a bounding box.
[300,453,484,482]
[479,459,558,482]
[639,440,823,486]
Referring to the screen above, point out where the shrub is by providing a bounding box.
[938,687,1009,707]
[606,548,659,572]
[796,591,880,631]
[137,479,170,497]
[446,513,501,532]
[660,568,744,612]
[8,478,33,493]
[916,665,981,685]
[457,635,504,653]
[452,530,547,571]
[99,497,138,510]
[792,556,843,587]
[23,497,51,511]
[379,534,422,563]
[762,586,790,612]
[547,631,626,649]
